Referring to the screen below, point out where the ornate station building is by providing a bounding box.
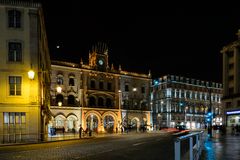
[151,75,223,130]
[48,43,152,134]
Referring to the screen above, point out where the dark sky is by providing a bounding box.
[37,1,240,83]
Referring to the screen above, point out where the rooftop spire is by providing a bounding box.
[90,42,108,55]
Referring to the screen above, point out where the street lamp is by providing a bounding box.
[28,70,35,80]
[185,106,188,124]
[118,90,122,131]
[56,86,62,93]
[206,84,213,138]
[157,113,161,130]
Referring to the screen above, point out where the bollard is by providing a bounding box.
[174,140,180,160]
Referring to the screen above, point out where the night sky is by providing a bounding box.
[36,1,240,83]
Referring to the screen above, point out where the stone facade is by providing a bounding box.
[221,29,240,132]
[0,1,51,143]
[152,75,223,130]
[49,43,152,134]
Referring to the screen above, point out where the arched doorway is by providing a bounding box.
[104,115,114,133]
[131,118,138,132]
[67,115,77,132]
[86,114,98,132]
[55,115,65,128]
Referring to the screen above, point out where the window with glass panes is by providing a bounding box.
[9,76,21,95]
[8,42,22,62]
[57,75,64,85]
[8,10,21,28]
[3,112,26,137]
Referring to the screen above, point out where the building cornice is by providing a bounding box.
[51,60,151,80]
[0,0,41,8]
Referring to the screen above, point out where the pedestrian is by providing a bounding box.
[235,124,240,135]
[231,124,235,135]
[121,127,124,134]
[79,125,83,139]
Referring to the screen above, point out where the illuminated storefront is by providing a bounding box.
[226,110,240,127]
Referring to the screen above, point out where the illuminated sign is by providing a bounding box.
[226,110,240,115]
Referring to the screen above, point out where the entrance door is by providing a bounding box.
[104,115,114,133]
[86,114,98,132]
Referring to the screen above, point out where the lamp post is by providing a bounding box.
[118,90,122,131]
[157,113,161,130]
[206,84,213,138]
[132,88,137,129]
[184,106,188,124]
[56,86,62,106]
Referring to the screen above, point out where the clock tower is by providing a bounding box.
[89,42,109,71]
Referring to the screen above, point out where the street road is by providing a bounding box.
[0,132,175,160]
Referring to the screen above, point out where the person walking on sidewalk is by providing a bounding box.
[231,124,235,135]
[79,125,84,139]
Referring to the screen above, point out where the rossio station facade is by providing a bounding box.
[49,43,152,134]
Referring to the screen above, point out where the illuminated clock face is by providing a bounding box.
[98,59,104,65]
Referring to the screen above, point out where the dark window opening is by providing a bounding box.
[106,98,112,107]
[69,78,74,86]
[90,80,96,89]
[98,97,104,106]
[107,82,112,90]
[89,97,96,106]
[8,10,21,28]
[68,95,75,105]
[8,42,22,62]
[99,81,104,89]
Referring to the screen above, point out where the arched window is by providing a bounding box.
[55,115,65,128]
[57,75,64,85]
[56,94,64,105]
[98,97,104,106]
[68,95,75,106]
[89,97,96,106]
[69,77,74,86]
[106,98,112,108]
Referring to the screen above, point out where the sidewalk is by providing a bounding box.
[200,130,240,160]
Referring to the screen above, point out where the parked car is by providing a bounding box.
[176,124,187,131]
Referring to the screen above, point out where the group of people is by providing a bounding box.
[79,125,92,138]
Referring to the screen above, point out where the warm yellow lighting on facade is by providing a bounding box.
[28,70,35,80]
[58,101,62,106]
[56,86,62,93]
